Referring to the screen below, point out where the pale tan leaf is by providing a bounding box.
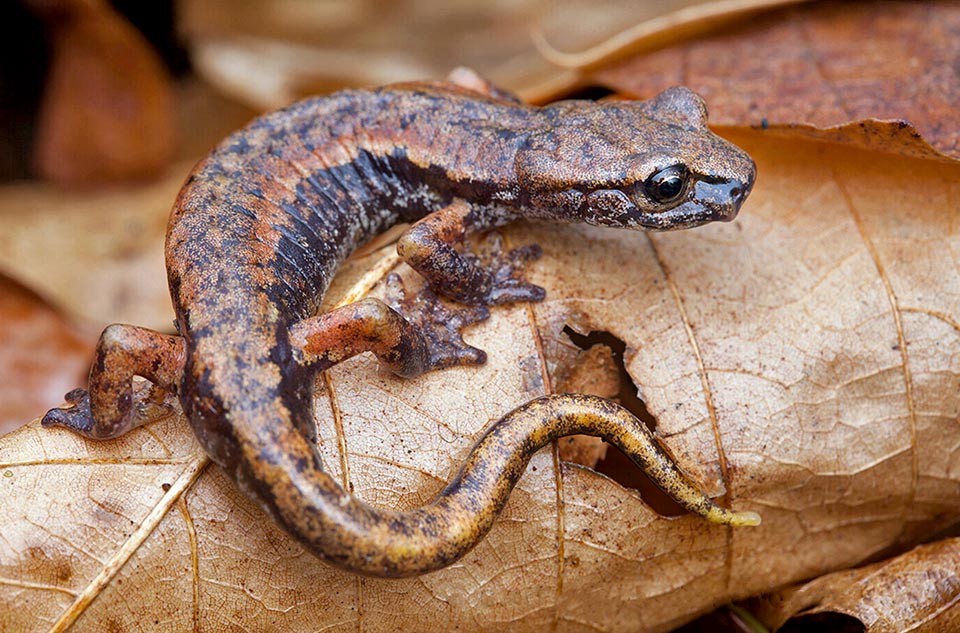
[0,82,256,333]
[0,165,181,332]
[752,538,960,632]
[176,0,798,108]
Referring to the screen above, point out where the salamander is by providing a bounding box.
[43,69,759,578]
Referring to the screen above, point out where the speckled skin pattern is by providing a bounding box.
[43,72,758,577]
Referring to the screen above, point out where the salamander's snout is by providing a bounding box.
[625,171,756,231]
[729,178,753,215]
[706,176,754,223]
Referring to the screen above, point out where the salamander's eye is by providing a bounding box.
[645,165,687,204]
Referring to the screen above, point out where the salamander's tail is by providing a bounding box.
[227,393,759,578]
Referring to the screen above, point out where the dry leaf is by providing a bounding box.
[751,537,960,632]
[0,275,93,436]
[2,125,958,631]
[589,0,960,160]
[29,0,177,184]
[3,2,958,628]
[177,0,798,108]
[0,166,181,331]
[0,81,256,332]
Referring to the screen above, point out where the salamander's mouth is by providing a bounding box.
[634,177,754,231]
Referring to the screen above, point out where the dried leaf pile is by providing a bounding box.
[1,1,958,631]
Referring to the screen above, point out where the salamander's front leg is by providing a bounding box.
[42,324,184,439]
[397,200,545,305]
[290,294,489,378]
[445,67,522,104]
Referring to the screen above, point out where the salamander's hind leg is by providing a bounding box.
[398,200,545,306]
[290,293,488,379]
[42,325,184,439]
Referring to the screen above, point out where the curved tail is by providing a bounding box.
[229,393,759,578]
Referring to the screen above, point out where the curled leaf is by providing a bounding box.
[589,0,960,160]
[751,538,960,632]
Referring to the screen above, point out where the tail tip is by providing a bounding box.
[731,510,762,527]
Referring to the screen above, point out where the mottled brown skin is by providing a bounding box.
[43,70,759,578]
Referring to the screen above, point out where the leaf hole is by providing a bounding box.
[557,85,616,101]
[780,613,865,633]
[562,326,689,518]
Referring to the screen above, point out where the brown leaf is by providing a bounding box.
[2,127,958,631]
[30,0,177,184]
[0,274,93,436]
[751,538,960,632]
[589,0,960,160]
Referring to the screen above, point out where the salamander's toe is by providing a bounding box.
[488,279,546,305]
[42,389,96,435]
[384,272,491,371]
[479,233,545,306]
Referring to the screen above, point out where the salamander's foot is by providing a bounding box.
[480,234,546,305]
[385,273,490,369]
[42,387,96,435]
[42,380,178,439]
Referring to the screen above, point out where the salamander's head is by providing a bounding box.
[516,87,755,230]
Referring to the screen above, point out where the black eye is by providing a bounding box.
[645,165,687,203]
